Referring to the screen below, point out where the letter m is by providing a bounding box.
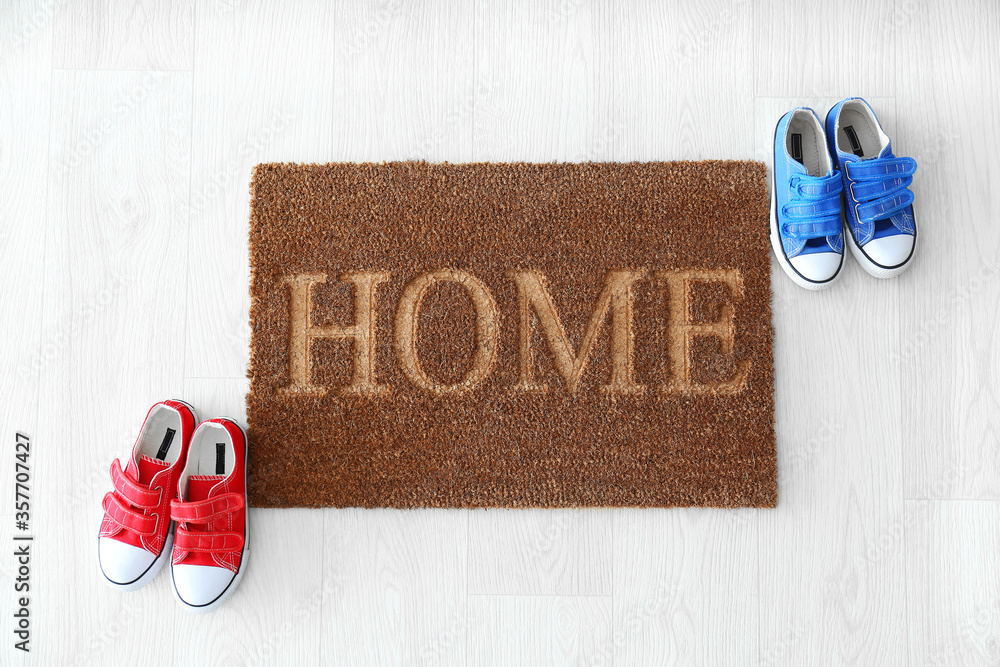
[510,270,646,395]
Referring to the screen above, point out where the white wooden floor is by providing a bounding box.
[1,1,998,665]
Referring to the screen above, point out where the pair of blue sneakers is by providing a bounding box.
[770,98,917,290]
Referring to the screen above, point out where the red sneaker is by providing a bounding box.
[170,418,249,613]
[98,400,197,591]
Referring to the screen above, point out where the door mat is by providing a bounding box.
[247,161,775,508]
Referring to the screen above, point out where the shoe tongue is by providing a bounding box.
[878,143,893,158]
[787,157,809,176]
[135,455,170,485]
[187,476,226,502]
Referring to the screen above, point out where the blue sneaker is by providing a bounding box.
[770,108,845,290]
[825,98,917,278]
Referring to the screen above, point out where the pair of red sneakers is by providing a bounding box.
[98,400,249,614]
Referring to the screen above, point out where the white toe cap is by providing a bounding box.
[788,251,843,283]
[173,564,236,607]
[99,537,157,584]
[862,234,914,268]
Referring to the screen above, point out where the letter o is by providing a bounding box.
[394,269,499,394]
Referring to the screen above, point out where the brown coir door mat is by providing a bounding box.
[247,161,775,508]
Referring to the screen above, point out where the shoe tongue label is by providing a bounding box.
[843,125,865,157]
[215,443,226,475]
[790,133,803,163]
[155,428,176,460]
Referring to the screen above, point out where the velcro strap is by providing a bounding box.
[170,493,244,524]
[782,215,843,239]
[102,492,157,536]
[110,459,161,508]
[794,172,843,198]
[856,189,915,224]
[851,175,912,202]
[174,527,244,553]
[782,195,842,220]
[845,156,917,181]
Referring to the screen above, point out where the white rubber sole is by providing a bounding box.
[98,530,174,592]
[171,419,250,614]
[844,225,916,279]
[769,178,844,291]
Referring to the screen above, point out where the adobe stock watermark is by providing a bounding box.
[12,433,33,654]
[854,463,966,572]
[571,119,625,163]
[777,416,842,487]
[419,608,470,666]
[893,259,1000,365]
[18,270,131,382]
[882,0,930,36]
[409,78,501,161]
[949,593,1000,665]
[760,620,809,666]
[676,0,751,65]
[916,129,960,171]
[52,72,169,180]
[68,463,110,512]
[212,0,248,14]
[525,511,575,559]
[0,0,65,67]
[591,582,679,666]
[72,598,142,667]
[227,318,253,355]
[340,0,405,59]
[543,0,588,27]
[67,409,142,511]
[246,574,345,667]
[919,549,1000,665]
[190,109,294,214]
